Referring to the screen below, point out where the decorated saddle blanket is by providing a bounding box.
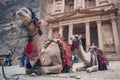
[95,49,109,70]
[50,36,73,68]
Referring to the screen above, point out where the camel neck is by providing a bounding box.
[78,44,90,64]
[31,34,41,52]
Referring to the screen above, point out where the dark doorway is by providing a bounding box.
[90,22,98,46]
[63,25,69,42]
[81,38,86,51]
[73,23,86,51]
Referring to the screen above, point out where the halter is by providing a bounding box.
[22,20,34,28]
[71,38,80,51]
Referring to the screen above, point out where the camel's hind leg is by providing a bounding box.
[35,65,62,75]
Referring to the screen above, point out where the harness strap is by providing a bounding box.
[22,20,33,28]
[90,52,97,65]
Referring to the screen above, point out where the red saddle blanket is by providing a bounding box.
[54,36,73,68]
[96,49,109,65]
[60,41,73,68]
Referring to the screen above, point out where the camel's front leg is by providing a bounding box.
[76,63,92,71]
[86,65,98,73]
[35,65,62,75]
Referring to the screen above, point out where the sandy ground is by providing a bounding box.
[0,61,120,80]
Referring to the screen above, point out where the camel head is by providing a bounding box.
[88,45,97,53]
[70,34,84,52]
[16,7,43,36]
[70,35,82,44]
[16,7,32,24]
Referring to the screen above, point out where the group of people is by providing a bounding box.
[4,49,26,67]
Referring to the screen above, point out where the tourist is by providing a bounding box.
[19,50,26,67]
[4,50,14,66]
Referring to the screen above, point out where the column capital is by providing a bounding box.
[110,18,117,21]
[85,21,90,25]
[49,26,52,29]
[96,20,102,24]
[69,23,73,26]
[59,24,63,27]
[97,20,101,22]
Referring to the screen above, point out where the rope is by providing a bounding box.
[2,63,7,80]
[2,28,25,80]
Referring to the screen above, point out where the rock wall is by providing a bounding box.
[0,0,41,55]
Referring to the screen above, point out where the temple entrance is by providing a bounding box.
[90,22,98,46]
[73,23,86,50]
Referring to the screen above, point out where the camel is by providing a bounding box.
[70,35,108,73]
[16,7,72,75]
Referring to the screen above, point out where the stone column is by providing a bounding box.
[48,27,53,39]
[97,20,104,50]
[74,0,77,10]
[69,23,73,44]
[111,18,120,54]
[95,0,99,6]
[62,0,65,13]
[59,25,63,36]
[52,0,55,14]
[82,0,85,9]
[85,22,91,50]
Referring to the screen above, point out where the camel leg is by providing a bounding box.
[35,65,62,75]
[25,69,32,75]
[76,63,92,71]
[86,65,98,73]
[76,65,88,71]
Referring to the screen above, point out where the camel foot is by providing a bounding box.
[34,70,42,75]
[76,67,87,71]
[86,69,97,73]
[35,67,47,75]
[86,66,98,73]
[25,69,32,75]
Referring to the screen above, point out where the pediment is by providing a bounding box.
[64,12,85,19]
[47,6,118,23]
[56,9,104,21]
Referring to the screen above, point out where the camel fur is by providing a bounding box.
[70,35,98,73]
[16,7,63,75]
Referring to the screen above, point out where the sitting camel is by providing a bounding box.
[16,7,72,75]
[70,35,108,73]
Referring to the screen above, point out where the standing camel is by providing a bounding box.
[16,7,72,75]
[70,35,108,73]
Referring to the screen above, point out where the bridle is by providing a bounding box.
[21,18,41,37]
[22,19,34,29]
